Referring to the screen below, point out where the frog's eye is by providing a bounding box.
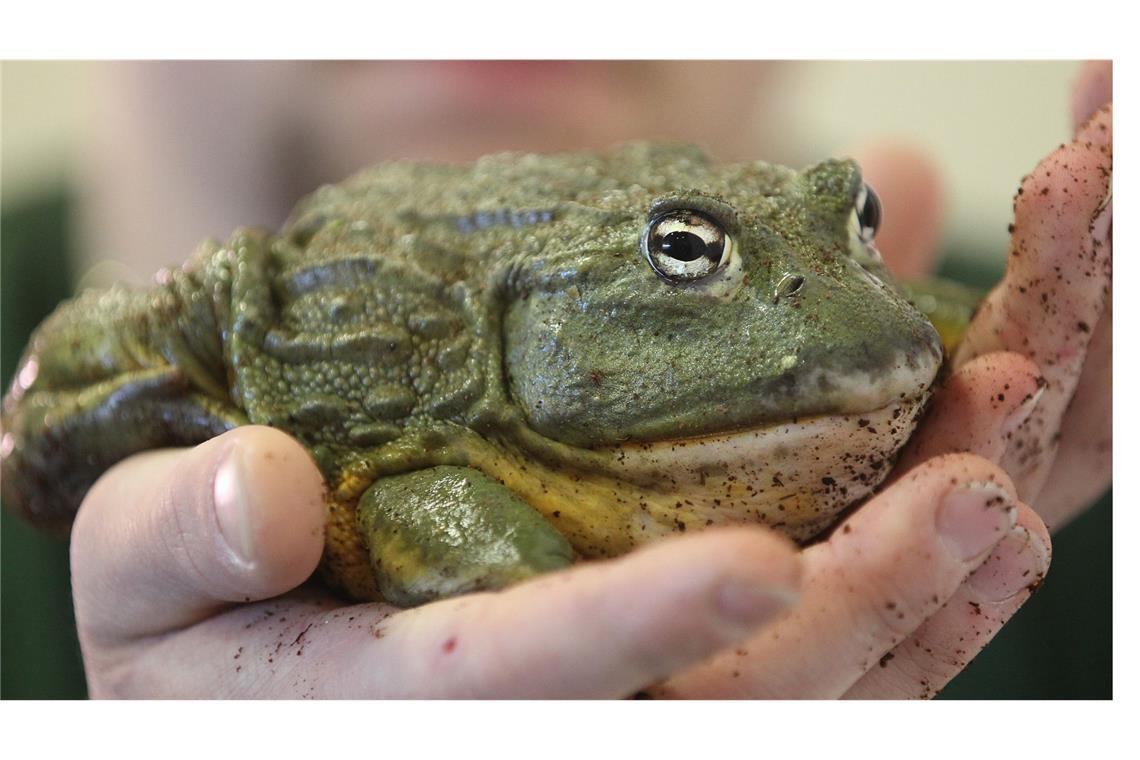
[642,210,733,283]
[855,184,882,242]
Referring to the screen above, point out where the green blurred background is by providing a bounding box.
[0,61,1110,698]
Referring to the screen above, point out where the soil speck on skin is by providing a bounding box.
[371,613,393,639]
[879,652,895,668]
[292,623,313,648]
[243,606,277,630]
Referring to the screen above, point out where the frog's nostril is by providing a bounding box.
[774,273,806,302]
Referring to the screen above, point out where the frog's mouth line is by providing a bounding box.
[508,337,944,453]
[599,393,928,482]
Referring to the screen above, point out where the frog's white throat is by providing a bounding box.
[603,395,929,543]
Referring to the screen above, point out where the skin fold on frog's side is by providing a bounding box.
[0,143,947,606]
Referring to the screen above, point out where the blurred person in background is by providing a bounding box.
[80,62,794,281]
[2,61,1111,698]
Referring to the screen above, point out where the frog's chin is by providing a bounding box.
[596,392,931,543]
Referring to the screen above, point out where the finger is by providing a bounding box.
[847,141,945,279]
[1071,61,1111,131]
[71,426,326,648]
[954,106,1111,505]
[1033,102,1114,525]
[370,528,801,698]
[843,503,1050,699]
[1035,296,1111,525]
[893,351,1044,475]
[655,453,1017,698]
[115,527,802,698]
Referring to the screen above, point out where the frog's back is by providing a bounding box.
[292,142,710,218]
[234,226,484,459]
[283,142,793,257]
[255,143,754,442]
[237,150,645,458]
[215,149,634,478]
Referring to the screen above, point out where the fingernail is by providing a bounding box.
[1000,384,1045,438]
[967,526,1050,603]
[214,444,255,565]
[937,482,1017,562]
[717,581,800,630]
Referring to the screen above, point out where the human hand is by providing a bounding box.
[74,424,1050,700]
[652,455,1050,698]
[73,425,808,698]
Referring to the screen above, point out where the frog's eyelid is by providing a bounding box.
[646,194,739,233]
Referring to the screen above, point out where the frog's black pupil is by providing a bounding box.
[660,231,706,262]
[859,187,882,234]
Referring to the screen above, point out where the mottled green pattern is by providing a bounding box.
[2,144,942,603]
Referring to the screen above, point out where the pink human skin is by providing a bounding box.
[956,102,1112,526]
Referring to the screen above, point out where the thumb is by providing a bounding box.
[71,426,326,646]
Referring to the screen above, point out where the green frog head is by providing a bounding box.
[501,144,942,448]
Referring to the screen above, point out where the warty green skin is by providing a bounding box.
[0,143,943,604]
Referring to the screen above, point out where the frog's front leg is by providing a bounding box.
[356,465,574,606]
[1,242,250,531]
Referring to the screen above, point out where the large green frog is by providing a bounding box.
[1,143,946,606]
